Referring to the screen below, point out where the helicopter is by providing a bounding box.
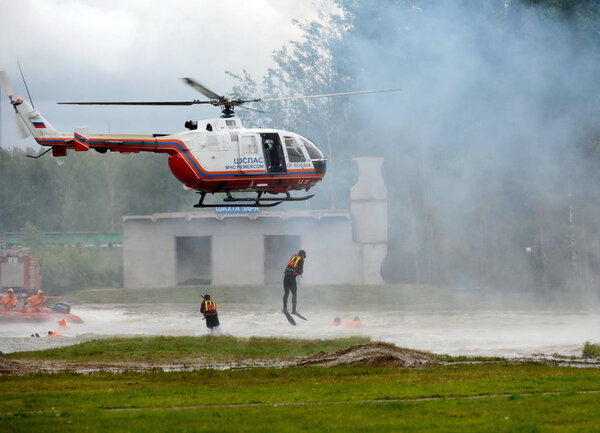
[1,71,399,207]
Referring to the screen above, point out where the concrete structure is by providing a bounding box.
[123,157,387,287]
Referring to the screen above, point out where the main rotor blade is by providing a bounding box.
[259,88,401,103]
[238,104,268,114]
[57,100,211,106]
[182,77,222,100]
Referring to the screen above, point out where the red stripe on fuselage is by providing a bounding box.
[34,136,322,184]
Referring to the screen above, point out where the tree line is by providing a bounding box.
[0,148,194,233]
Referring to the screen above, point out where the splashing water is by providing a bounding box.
[1,303,598,358]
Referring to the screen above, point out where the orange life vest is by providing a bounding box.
[286,254,303,274]
[343,320,365,329]
[203,300,217,315]
[0,294,18,309]
[26,294,46,308]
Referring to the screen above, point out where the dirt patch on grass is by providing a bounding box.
[1,358,291,375]
[0,357,37,375]
[1,343,440,374]
[295,342,440,368]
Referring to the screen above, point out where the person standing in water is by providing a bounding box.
[200,294,220,330]
[283,249,307,316]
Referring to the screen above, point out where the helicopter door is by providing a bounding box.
[261,133,287,173]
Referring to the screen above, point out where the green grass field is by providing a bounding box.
[2,336,600,432]
[64,284,455,307]
[63,283,597,312]
[5,335,371,362]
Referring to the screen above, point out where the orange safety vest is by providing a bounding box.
[26,294,46,308]
[343,320,364,329]
[286,255,303,274]
[0,294,18,309]
[203,300,217,314]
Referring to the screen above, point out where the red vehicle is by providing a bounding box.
[0,247,42,297]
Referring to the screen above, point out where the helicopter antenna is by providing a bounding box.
[17,62,35,110]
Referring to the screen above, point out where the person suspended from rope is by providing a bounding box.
[200,294,220,330]
[283,249,307,321]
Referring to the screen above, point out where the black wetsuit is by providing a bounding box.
[283,254,304,313]
[200,299,220,329]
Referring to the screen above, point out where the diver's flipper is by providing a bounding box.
[292,311,307,321]
[282,310,297,326]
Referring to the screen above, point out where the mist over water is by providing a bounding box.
[1,302,598,358]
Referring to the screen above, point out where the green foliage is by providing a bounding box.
[582,341,600,357]
[21,221,45,252]
[0,149,195,233]
[37,246,122,295]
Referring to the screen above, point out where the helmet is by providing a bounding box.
[7,288,13,293]
[298,249,307,257]
[38,290,44,295]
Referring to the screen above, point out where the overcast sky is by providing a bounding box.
[0,0,323,148]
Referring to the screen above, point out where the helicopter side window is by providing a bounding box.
[300,137,324,160]
[241,135,258,153]
[207,134,219,148]
[284,136,306,163]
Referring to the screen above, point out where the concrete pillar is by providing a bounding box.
[351,157,388,284]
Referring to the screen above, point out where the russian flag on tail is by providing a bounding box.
[33,121,46,129]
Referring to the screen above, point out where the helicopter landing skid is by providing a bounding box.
[193,191,281,208]
[193,190,314,208]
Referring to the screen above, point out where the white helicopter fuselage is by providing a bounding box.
[11,97,327,197]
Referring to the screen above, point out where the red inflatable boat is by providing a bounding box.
[0,303,83,324]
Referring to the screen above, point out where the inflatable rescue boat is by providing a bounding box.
[0,302,83,323]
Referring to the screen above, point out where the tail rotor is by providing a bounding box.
[0,71,30,138]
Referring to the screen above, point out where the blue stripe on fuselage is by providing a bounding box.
[37,137,317,178]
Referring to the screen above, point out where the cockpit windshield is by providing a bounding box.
[300,137,324,160]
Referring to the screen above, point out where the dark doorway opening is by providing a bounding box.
[264,235,301,284]
[176,236,212,285]
[261,133,287,173]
